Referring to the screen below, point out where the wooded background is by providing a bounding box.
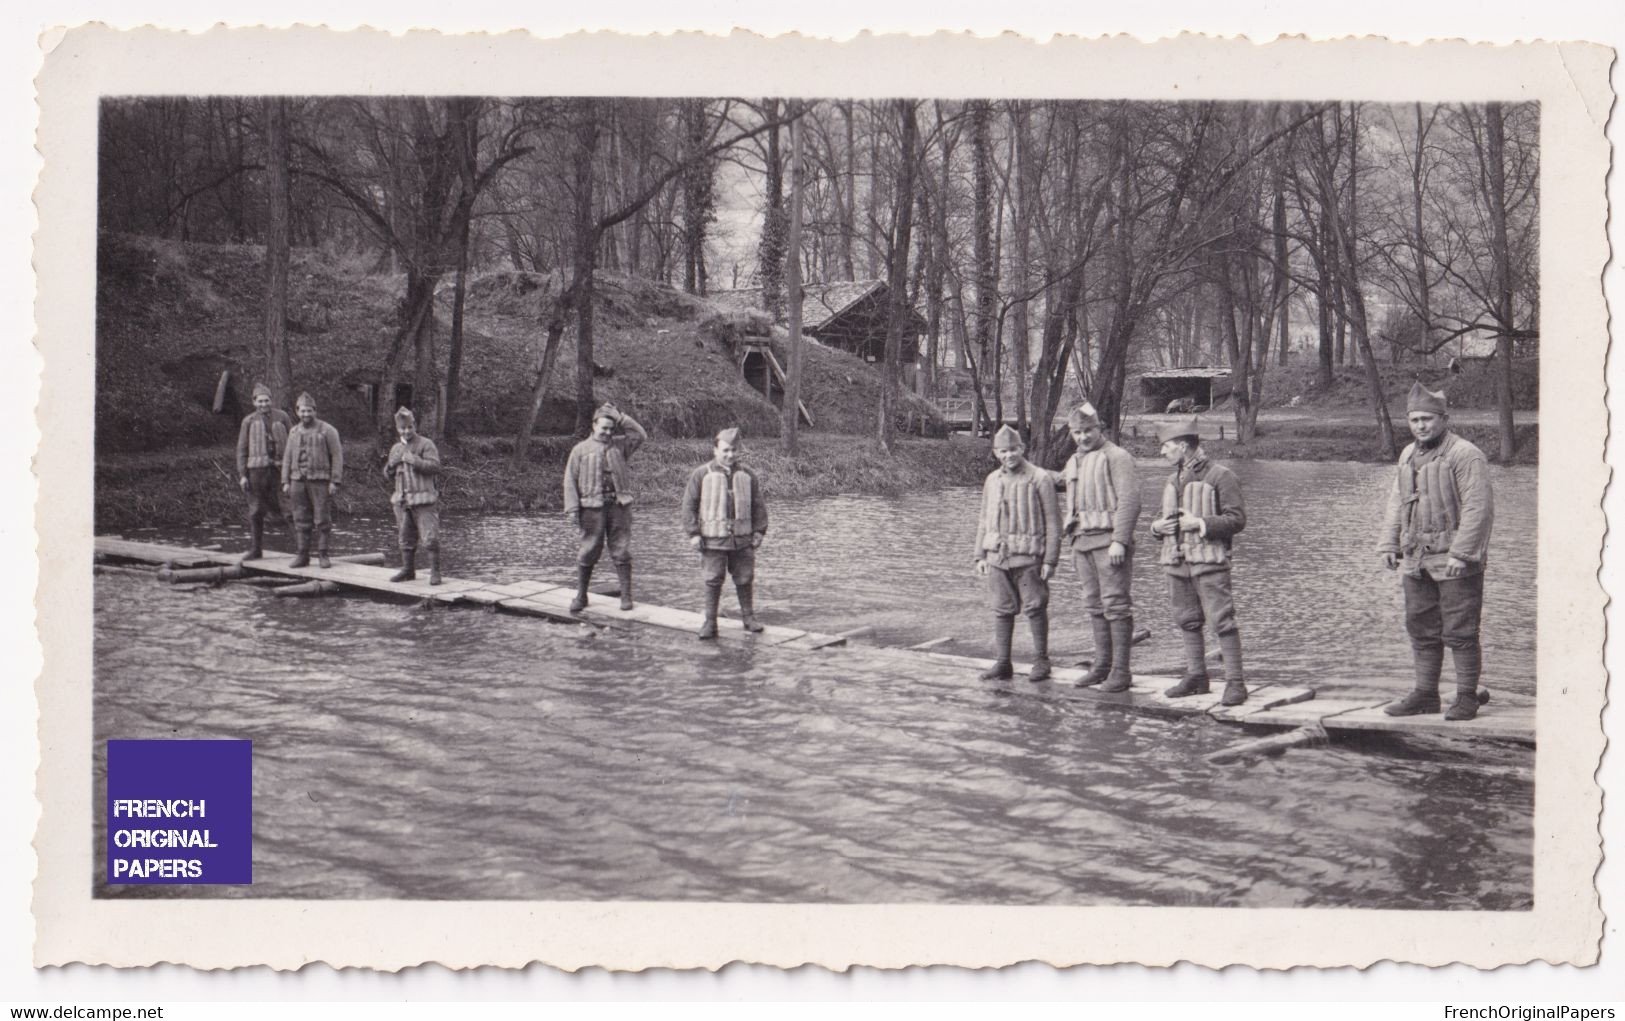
[98,96,1538,463]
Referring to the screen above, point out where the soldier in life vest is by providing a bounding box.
[235,381,291,560]
[383,407,443,586]
[681,426,769,640]
[973,425,1061,682]
[562,402,648,613]
[1378,382,1495,721]
[280,391,343,569]
[1060,402,1141,692]
[1149,416,1249,706]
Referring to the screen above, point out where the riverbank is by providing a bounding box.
[93,432,996,531]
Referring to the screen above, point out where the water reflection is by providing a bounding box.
[97,459,1535,907]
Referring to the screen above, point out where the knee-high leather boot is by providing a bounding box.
[427,547,442,586]
[698,584,721,640]
[570,565,592,613]
[978,617,1015,680]
[737,583,764,632]
[615,562,633,610]
[289,531,311,569]
[1218,630,1247,706]
[390,550,416,583]
[1027,610,1051,682]
[1075,616,1112,686]
[1105,616,1135,692]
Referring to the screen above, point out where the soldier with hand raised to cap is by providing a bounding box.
[1150,416,1249,706]
[973,425,1061,683]
[682,426,769,640]
[281,391,343,569]
[1060,402,1141,692]
[235,381,291,561]
[383,406,443,586]
[562,402,648,613]
[1379,382,1495,722]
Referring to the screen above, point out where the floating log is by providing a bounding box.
[909,636,956,651]
[94,564,155,578]
[269,580,342,598]
[1207,724,1331,765]
[334,553,388,566]
[157,565,248,584]
[838,624,877,641]
[240,576,304,587]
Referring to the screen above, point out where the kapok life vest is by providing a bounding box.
[699,468,755,540]
[1158,474,1229,566]
[570,441,632,508]
[980,469,1048,557]
[1066,448,1118,532]
[244,413,287,469]
[1398,445,1463,557]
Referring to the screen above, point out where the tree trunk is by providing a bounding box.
[879,101,919,454]
[1486,102,1518,461]
[571,104,602,435]
[971,101,997,426]
[261,96,294,408]
[1009,103,1031,439]
[784,102,805,457]
[511,286,576,467]
[442,212,472,442]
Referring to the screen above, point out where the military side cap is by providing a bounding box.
[1407,381,1447,415]
[1157,415,1201,445]
[1067,402,1102,430]
[295,391,317,410]
[252,381,273,400]
[992,424,1024,451]
[394,406,416,427]
[716,426,743,447]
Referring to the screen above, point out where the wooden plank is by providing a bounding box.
[1240,699,1381,729]
[909,636,956,651]
[1322,705,1534,744]
[1207,685,1316,721]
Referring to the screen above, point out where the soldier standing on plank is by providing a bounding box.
[235,381,291,561]
[562,402,648,613]
[1378,382,1495,721]
[681,426,769,640]
[1150,416,1249,707]
[383,406,443,586]
[280,391,343,569]
[973,424,1061,683]
[1060,402,1141,693]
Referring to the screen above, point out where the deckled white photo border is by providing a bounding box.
[32,26,1611,970]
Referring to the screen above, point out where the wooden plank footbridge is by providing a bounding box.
[95,535,1534,753]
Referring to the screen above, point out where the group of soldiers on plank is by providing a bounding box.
[236,391,767,640]
[235,378,1493,720]
[973,380,1494,721]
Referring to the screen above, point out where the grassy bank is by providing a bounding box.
[94,432,995,532]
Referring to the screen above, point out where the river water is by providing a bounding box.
[95,459,1535,908]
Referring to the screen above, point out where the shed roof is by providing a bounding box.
[1139,366,1233,380]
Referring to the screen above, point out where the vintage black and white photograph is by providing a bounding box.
[33,28,1608,970]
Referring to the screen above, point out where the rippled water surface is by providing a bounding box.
[96,459,1535,907]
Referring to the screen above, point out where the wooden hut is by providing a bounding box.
[1136,367,1234,412]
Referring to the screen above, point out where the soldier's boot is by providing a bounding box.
[1164,629,1210,697]
[569,565,592,613]
[1444,644,1485,722]
[698,584,721,640]
[978,616,1015,680]
[615,562,633,610]
[1219,630,1248,706]
[245,519,264,561]
[1027,610,1051,683]
[737,583,764,632]
[317,533,332,569]
[389,550,417,583]
[427,547,442,587]
[1105,615,1136,693]
[1074,616,1112,687]
[288,531,311,569]
[1384,644,1444,716]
